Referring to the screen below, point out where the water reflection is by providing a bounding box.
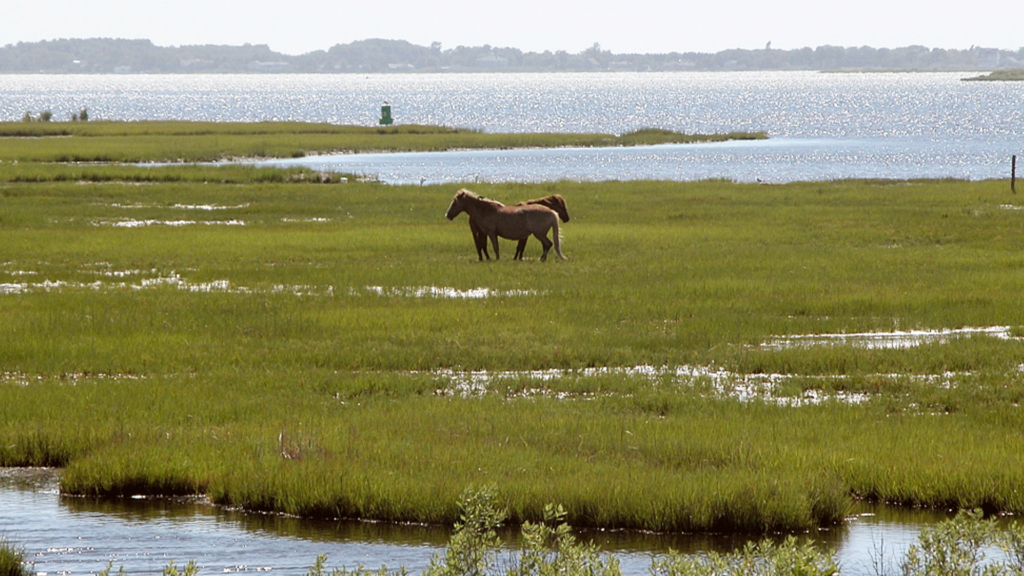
[3,469,445,576]
[1,468,965,576]
[60,497,454,551]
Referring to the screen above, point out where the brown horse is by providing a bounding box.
[445,189,565,261]
[513,195,569,259]
[468,194,571,261]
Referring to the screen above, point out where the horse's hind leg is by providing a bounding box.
[477,229,490,261]
[490,234,501,260]
[477,235,490,261]
[551,220,565,260]
[514,239,528,260]
[534,233,553,261]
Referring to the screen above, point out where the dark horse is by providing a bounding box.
[445,189,565,261]
[468,194,571,261]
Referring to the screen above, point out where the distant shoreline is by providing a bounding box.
[1,37,1020,74]
[962,69,1024,81]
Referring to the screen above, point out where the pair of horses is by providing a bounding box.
[445,189,568,261]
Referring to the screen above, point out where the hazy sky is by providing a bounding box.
[4,0,1019,55]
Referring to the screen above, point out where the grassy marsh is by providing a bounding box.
[2,158,1024,534]
[0,121,767,163]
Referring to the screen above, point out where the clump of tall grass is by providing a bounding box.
[0,541,29,576]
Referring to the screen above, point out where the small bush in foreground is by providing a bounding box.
[509,503,620,576]
[899,509,1024,576]
[651,538,838,576]
[305,554,409,576]
[162,560,200,576]
[425,486,508,576]
[418,486,620,576]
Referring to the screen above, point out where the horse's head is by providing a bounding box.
[540,195,570,223]
[445,189,468,220]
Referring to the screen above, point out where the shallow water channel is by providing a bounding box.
[253,135,1013,185]
[1,468,961,576]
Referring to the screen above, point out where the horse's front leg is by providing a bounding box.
[471,222,489,261]
[514,239,528,260]
[490,234,500,260]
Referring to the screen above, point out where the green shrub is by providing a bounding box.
[425,487,508,576]
[304,554,409,576]
[651,538,838,576]
[898,509,1024,576]
[162,560,200,576]
[424,487,620,576]
[510,503,620,576]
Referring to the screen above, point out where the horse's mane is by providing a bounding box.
[519,194,562,207]
[457,189,503,212]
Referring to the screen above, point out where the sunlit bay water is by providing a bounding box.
[2,72,1021,183]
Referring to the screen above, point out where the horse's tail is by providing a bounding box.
[552,217,566,260]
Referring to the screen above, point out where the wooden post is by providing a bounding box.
[1013,155,1017,194]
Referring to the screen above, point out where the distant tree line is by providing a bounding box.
[1,38,1021,74]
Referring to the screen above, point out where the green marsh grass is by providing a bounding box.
[3,167,1024,533]
[0,121,766,163]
